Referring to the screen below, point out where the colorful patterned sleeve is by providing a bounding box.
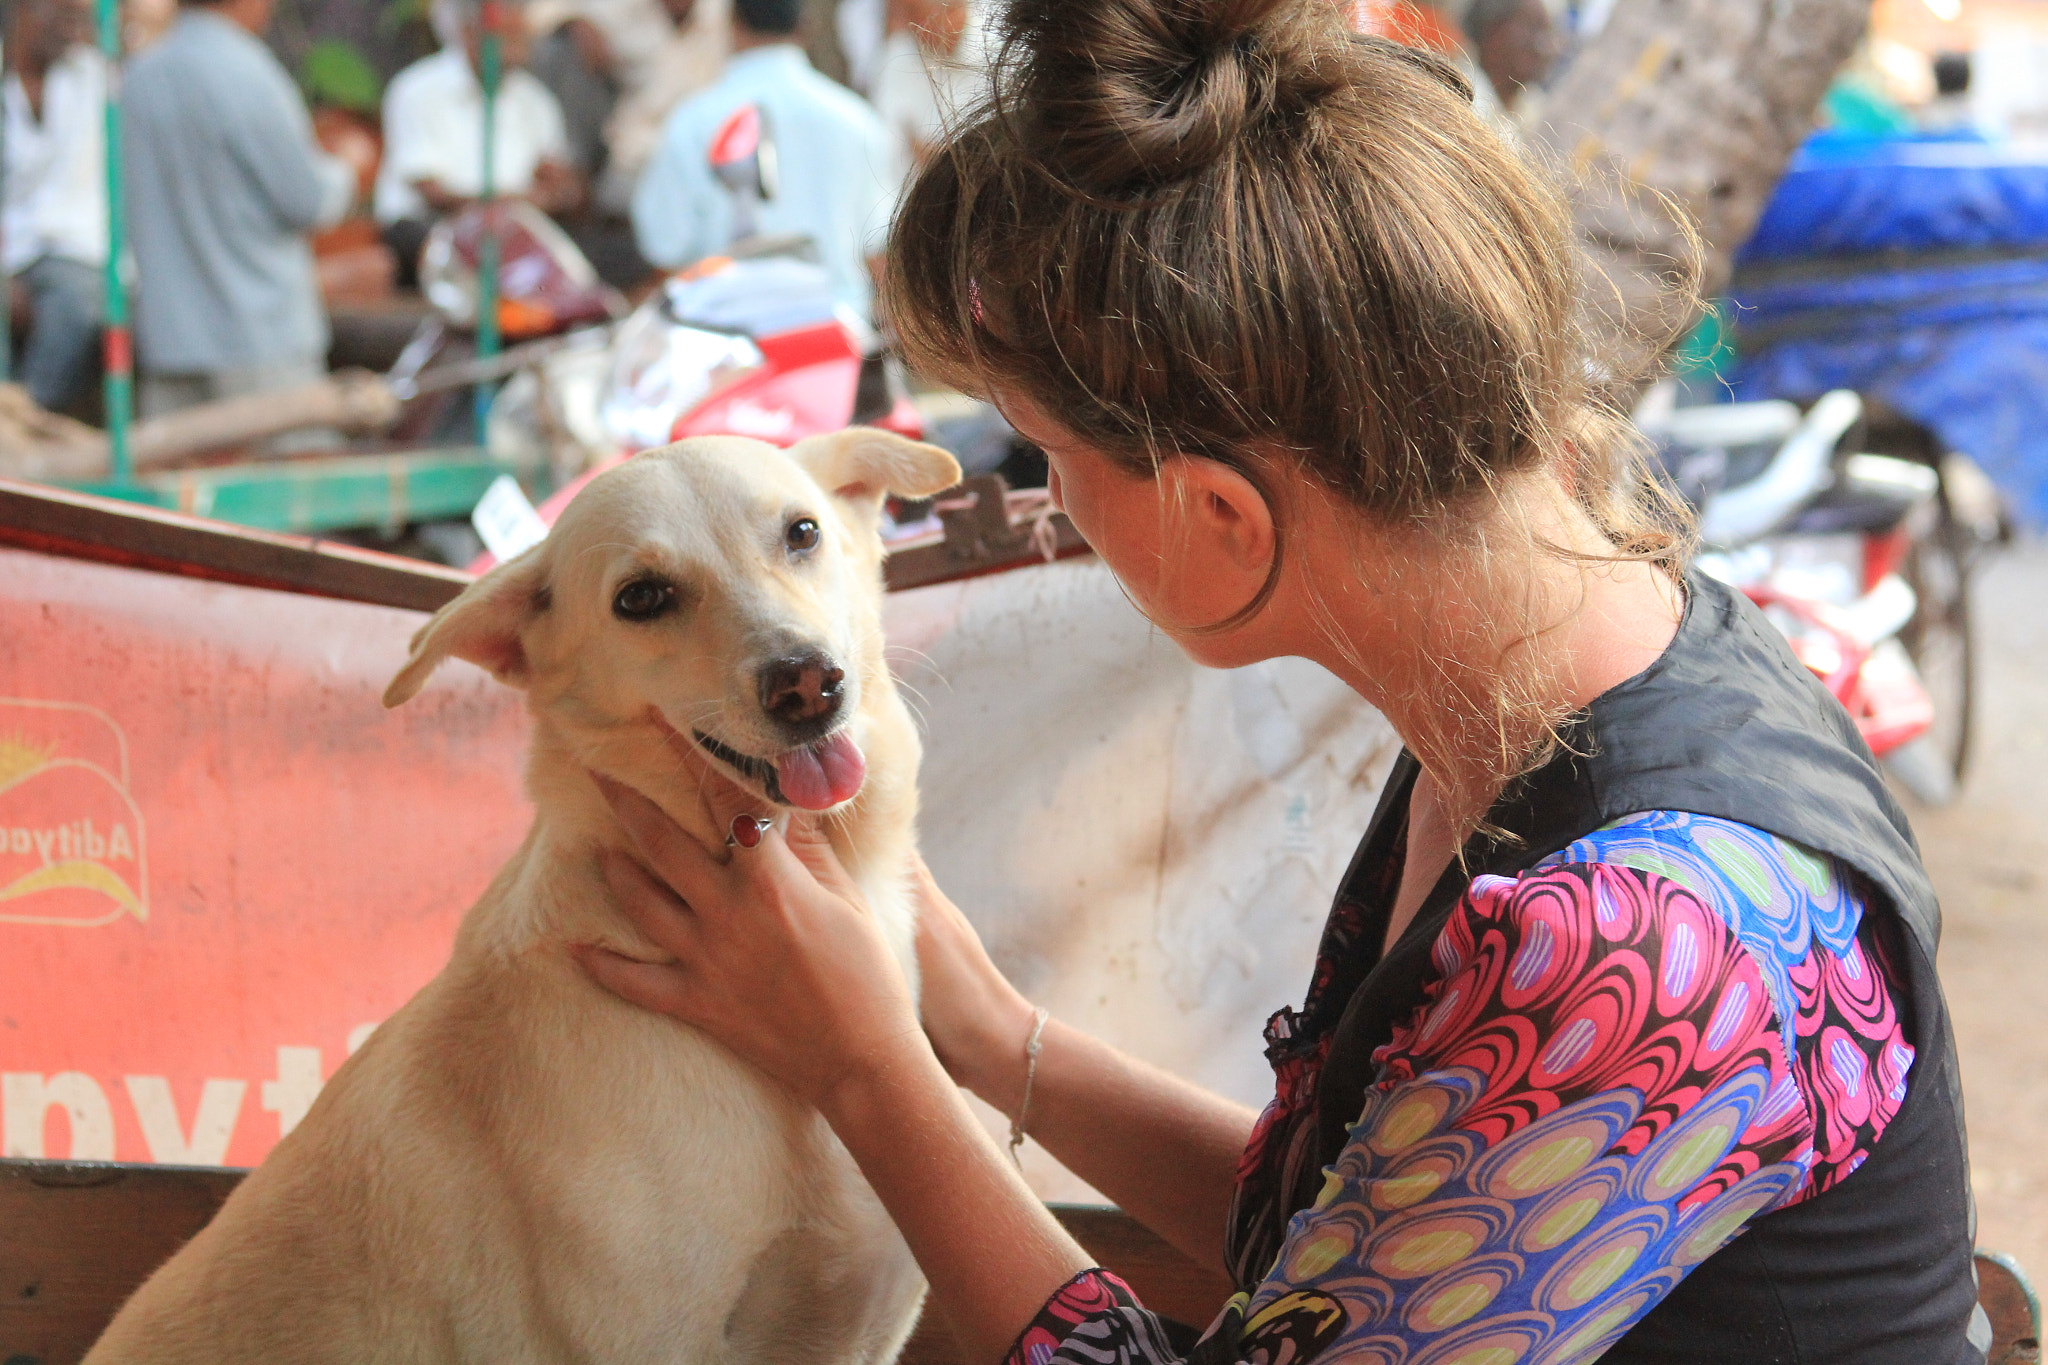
[1002,816,1915,1365]
[1005,1269,1183,1365]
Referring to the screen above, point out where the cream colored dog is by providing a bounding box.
[84,429,962,1365]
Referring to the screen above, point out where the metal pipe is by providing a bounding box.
[472,0,502,443]
[96,0,129,482]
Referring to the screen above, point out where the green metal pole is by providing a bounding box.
[472,1,501,443]
[97,0,130,482]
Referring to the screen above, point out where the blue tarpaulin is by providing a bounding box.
[1729,132,2048,520]
[1742,131,2048,261]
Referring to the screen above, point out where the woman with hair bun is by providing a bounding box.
[582,0,1985,1360]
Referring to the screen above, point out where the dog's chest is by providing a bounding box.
[464,901,925,1361]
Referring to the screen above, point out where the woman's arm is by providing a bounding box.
[910,857,1258,1274]
[818,1037,1097,1360]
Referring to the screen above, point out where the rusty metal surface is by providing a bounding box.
[882,475,1090,592]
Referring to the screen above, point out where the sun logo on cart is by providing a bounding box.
[0,699,148,927]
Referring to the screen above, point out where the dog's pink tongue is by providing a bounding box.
[774,733,867,811]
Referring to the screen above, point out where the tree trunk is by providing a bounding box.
[1535,0,1875,368]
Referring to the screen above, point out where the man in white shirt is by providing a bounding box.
[374,0,585,284]
[835,0,886,96]
[631,0,896,316]
[527,0,730,214]
[872,0,989,173]
[3,0,106,412]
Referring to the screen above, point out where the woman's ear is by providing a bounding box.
[382,549,551,708]
[1161,455,1278,575]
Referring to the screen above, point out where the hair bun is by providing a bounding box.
[1350,32,1474,103]
[998,0,1349,194]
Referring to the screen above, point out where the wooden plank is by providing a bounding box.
[898,1203,1234,1363]
[10,1159,2037,1363]
[899,1205,1231,1364]
[1050,1205,1234,1328]
[1,473,1091,614]
[883,475,1091,593]
[0,477,472,613]
[0,1159,1226,1365]
[0,1161,243,1365]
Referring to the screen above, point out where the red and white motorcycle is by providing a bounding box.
[1644,385,2004,805]
[455,102,928,569]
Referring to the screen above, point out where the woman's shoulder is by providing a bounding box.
[1411,809,1881,1113]
[1538,810,1844,889]
[1528,812,1865,964]
[1411,850,1789,1103]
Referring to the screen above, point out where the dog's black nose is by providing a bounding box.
[758,652,845,730]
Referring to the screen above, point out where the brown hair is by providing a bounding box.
[884,0,1690,821]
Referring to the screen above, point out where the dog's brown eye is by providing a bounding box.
[612,578,676,622]
[785,518,821,554]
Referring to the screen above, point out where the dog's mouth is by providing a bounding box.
[690,729,783,801]
[690,728,867,812]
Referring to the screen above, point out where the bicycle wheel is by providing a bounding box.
[1900,493,1977,786]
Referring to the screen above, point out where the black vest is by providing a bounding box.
[1224,573,1982,1363]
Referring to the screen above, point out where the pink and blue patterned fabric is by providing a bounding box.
[1002,814,1915,1365]
[1009,1270,1175,1365]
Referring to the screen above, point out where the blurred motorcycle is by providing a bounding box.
[1643,385,2005,805]
[464,102,929,560]
[385,199,627,451]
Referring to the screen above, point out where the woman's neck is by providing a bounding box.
[1273,474,1683,862]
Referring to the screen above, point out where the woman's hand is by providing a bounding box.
[907,854,1040,1113]
[581,756,1098,1359]
[574,749,926,1116]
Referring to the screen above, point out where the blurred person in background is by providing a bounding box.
[1449,0,1559,123]
[526,3,628,189]
[872,0,989,172]
[528,0,730,216]
[118,0,177,50]
[835,0,886,95]
[374,0,585,288]
[1923,51,1983,136]
[123,0,354,419]
[631,0,895,316]
[3,0,106,413]
[1467,0,1559,106]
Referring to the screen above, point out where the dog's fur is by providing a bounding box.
[83,430,962,1364]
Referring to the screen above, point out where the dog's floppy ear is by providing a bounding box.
[789,427,961,510]
[382,549,550,708]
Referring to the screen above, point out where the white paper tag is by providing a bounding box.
[471,474,550,563]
